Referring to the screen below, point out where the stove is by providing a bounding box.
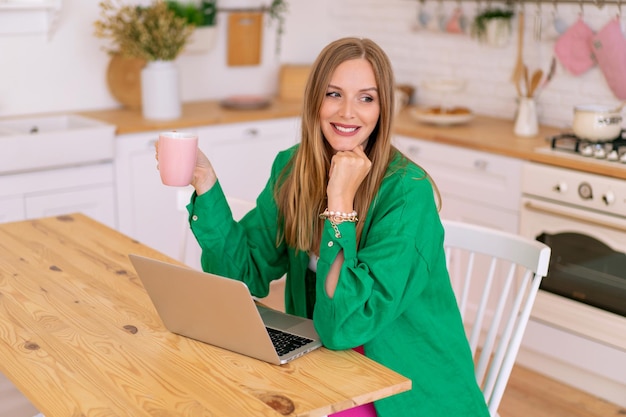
[544,129,626,162]
[519,161,626,408]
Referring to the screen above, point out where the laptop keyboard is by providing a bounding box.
[266,327,313,356]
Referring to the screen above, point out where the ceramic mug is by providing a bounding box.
[158,131,198,186]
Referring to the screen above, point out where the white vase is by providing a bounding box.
[140,60,181,120]
[184,26,218,54]
[485,18,512,47]
[514,97,539,137]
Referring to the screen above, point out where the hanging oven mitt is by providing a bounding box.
[591,17,626,100]
[554,18,595,75]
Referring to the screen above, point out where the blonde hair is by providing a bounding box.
[276,37,396,253]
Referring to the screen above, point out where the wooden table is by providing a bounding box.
[0,214,411,417]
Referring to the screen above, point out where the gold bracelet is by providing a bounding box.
[319,208,358,224]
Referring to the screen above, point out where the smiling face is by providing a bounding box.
[319,58,381,154]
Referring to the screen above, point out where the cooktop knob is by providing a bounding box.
[602,191,615,206]
[593,147,607,159]
[607,150,619,161]
[578,182,593,200]
[553,182,568,193]
[581,145,594,157]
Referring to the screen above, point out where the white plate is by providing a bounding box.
[410,108,474,126]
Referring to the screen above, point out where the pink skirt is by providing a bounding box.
[328,346,378,417]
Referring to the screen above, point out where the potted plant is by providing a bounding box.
[94,0,194,120]
[470,6,514,47]
[167,0,218,53]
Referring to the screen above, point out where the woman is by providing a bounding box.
[176,37,489,417]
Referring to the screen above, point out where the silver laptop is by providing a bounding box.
[128,254,322,365]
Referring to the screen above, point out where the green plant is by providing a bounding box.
[267,0,288,55]
[470,7,514,41]
[94,0,194,61]
[167,0,217,27]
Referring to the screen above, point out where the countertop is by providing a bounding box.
[79,100,626,180]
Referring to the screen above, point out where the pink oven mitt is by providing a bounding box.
[554,18,596,75]
[591,18,626,100]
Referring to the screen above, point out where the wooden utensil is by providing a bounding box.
[523,65,530,97]
[528,69,544,97]
[511,11,525,87]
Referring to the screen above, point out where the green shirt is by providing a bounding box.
[188,145,489,417]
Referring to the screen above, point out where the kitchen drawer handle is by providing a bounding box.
[474,159,488,170]
[244,128,259,137]
[523,201,626,232]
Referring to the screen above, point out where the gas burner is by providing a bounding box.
[548,130,626,163]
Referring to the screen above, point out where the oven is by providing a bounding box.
[518,161,626,407]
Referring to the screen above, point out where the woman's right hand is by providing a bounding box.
[155,142,217,195]
[190,148,218,196]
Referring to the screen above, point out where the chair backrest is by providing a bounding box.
[441,220,551,417]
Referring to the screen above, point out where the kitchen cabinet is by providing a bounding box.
[115,117,300,269]
[393,135,522,232]
[0,373,37,417]
[0,195,23,223]
[393,135,524,323]
[0,162,117,228]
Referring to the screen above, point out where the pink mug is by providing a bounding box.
[157,131,198,186]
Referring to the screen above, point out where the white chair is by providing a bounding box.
[442,220,551,417]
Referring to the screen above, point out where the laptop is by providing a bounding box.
[128,254,322,365]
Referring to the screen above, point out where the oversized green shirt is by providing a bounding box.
[188,145,489,417]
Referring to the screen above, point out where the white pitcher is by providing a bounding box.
[514,97,538,137]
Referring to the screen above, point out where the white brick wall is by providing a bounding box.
[304,0,624,130]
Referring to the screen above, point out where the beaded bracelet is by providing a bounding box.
[319,208,359,224]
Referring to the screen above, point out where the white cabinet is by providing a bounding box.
[393,135,522,233]
[0,163,117,228]
[0,195,24,223]
[0,372,37,417]
[115,117,300,269]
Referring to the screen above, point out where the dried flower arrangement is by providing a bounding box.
[94,0,194,61]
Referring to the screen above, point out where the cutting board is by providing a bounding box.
[227,12,263,66]
[278,64,312,101]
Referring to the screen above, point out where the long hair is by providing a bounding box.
[275,37,396,253]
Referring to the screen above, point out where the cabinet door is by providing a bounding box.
[0,196,24,224]
[115,130,187,262]
[198,117,300,202]
[25,185,117,229]
[0,163,116,228]
[0,373,37,417]
[393,135,522,214]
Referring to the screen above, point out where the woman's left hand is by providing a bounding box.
[327,145,371,211]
